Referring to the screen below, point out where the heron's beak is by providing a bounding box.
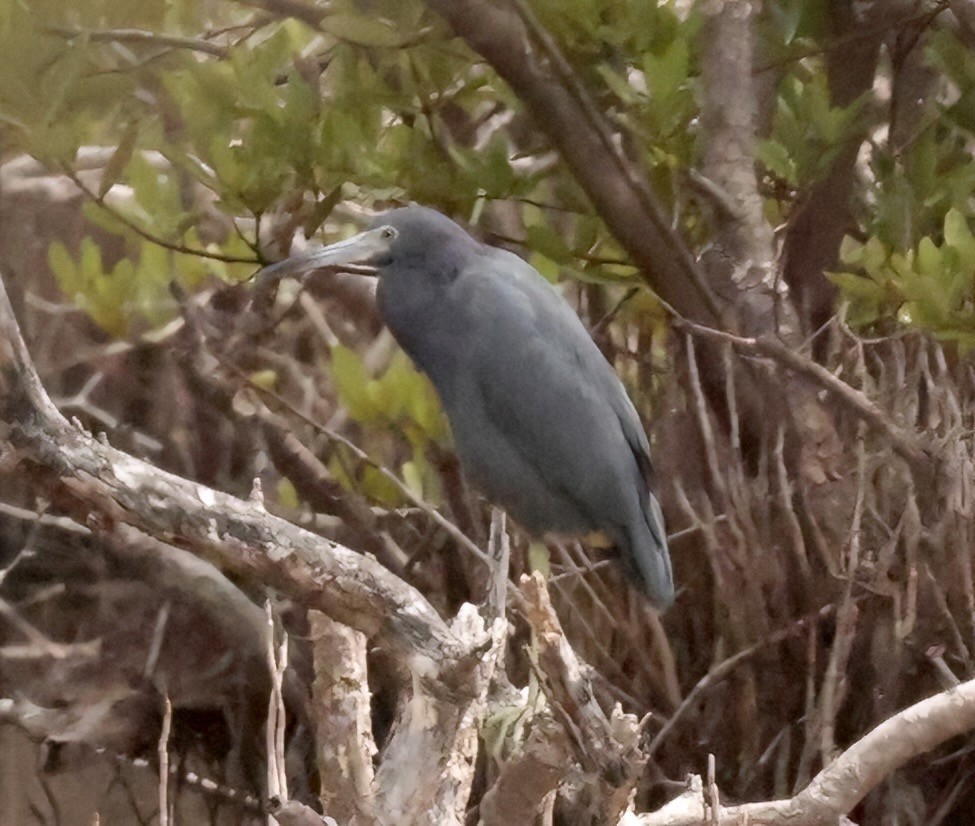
[254,225,397,286]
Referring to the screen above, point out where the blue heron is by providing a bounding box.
[258,206,674,610]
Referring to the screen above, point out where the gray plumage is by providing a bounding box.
[262,205,674,610]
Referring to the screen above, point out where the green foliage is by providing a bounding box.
[757,71,864,188]
[831,209,975,344]
[329,344,447,503]
[48,235,210,336]
[330,346,446,441]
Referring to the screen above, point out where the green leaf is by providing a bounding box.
[756,139,796,185]
[48,241,79,297]
[98,121,139,199]
[249,369,279,391]
[323,14,406,48]
[827,271,885,302]
[596,65,641,105]
[330,345,376,421]
[525,223,570,264]
[527,541,551,576]
[916,237,941,277]
[944,208,974,251]
[401,459,424,498]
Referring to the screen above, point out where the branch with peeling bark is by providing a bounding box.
[633,677,975,826]
[0,276,468,670]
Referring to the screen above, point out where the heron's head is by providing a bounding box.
[254,205,476,285]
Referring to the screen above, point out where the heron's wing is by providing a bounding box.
[449,249,651,519]
[442,249,673,607]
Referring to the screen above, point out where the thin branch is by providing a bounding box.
[47,25,229,58]
[265,602,289,809]
[647,601,844,758]
[670,313,931,468]
[158,696,172,826]
[61,168,259,265]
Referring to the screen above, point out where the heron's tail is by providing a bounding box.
[615,493,674,611]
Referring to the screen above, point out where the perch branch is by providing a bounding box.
[0,271,469,672]
[521,572,645,823]
[373,517,509,824]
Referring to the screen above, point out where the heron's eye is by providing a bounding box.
[381,226,397,240]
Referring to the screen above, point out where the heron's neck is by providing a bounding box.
[377,264,464,392]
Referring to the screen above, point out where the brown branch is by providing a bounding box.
[0,271,468,670]
[671,314,931,469]
[424,0,721,324]
[47,25,229,58]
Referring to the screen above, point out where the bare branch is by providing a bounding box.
[637,679,975,825]
[0,271,468,670]
[671,314,931,469]
[521,572,645,823]
[309,611,377,823]
[47,25,229,58]
[158,696,172,826]
[265,602,289,807]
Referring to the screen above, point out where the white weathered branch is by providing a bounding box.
[633,678,975,825]
[309,611,377,823]
[521,572,645,822]
[0,272,469,672]
[374,514,510,825]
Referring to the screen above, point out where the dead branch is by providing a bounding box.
[521,572,645,823]
[373,520,509,825]
[0,271,472,672]
[309,611,378,823]
[266,603,289,810]
[158,696,172,826]
[635,678,975,825]
[672,314,931,469]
